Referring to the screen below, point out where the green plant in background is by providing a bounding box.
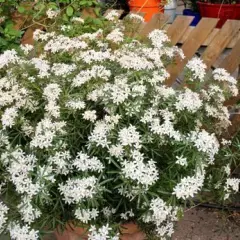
[0,0,23,52]
[0,0,104,52]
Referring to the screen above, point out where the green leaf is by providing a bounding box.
[17,6,25,14]
[66,6,74,17]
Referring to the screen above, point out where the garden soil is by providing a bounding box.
[173,207,240,240]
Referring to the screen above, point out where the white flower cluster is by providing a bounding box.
[88,224,119,240]
[175,88,202,113]
[0,50,19,69]
[18,197,41,224]
[59,176,98,204]
[75,208,99,223]
[106,28,124,43]
[143,198,178,238]
[128,13,144,22]
[30,118,66,149]
[0,202,8,233]
[186,58,207,82]
[173,172,205,199]
[72,152,104,172]
[189,130,220,162]
[105,10,121,21]
[1,149,39,198]
[9,222,39,240]
[46,9,59,19]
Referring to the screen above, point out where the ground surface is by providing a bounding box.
[173,207,240,240]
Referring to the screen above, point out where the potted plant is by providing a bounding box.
[197,0,240,28]
[0,9,239,240]
[127,0,165,21]
[182,0,201,26]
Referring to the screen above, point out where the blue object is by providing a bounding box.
[183,9,201,26]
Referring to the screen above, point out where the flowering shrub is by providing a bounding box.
[0,11,239,240]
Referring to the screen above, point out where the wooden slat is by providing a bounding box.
[177,26,240,48]
[219,39,240,74]
[139,13,168,37]
[166,15,194,45]
[166,18,219,86]
[201,20,240,70]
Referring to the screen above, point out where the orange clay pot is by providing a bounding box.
[128,0,164,22]
[53,222,145,240]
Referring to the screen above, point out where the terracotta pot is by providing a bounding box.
[52,222,145,240]
[128,0,164,22]
[197,2,240,28]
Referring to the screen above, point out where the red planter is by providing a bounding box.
[197,2,240,28]
[128,0,164,22]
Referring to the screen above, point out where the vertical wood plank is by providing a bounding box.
[166,15,194,45]
[165,18,219,86]
[201,20,240,70]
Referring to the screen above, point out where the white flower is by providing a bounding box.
[0,202,8,234]
[49,151,71,175]
[175,88,202,113]
[30,118,66,149]
[186,58,206,82]
[224,178,240,193]
[46,9,59,19]
[1,149,40,198]
[173,172,205,199]
[72,17,84,23]
[213,68,237,85]
[189,130,219,162]
[83,110,97,122]
[75,208,99,223]
[105,10,121,21]
[59,176,98,204]
[224,164,231,176]
[31,58,51,78]
[106,28,124,43]
[108,144,123,158]
[72,65,111,87]
[88,121,111,147]
[72,152,104,172]
[128,13,144,22]
[143,198,178,238]
[176,156,188,167]
[61,25,71,32]
[88,224,118,240]
[120,209,134,220]
[0,50,19,69]
[43,83,62,101]
[118,125,141,148]
[122,156,159,187]
[20,44,34,55]
[9,222,39,240]
[1,107,18,128]
[102,207,116,218]
[44,35,88,53]
[18,197,41,224]
[148,30,169,49]
[66,99,86,110]
[51,63,76,77]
